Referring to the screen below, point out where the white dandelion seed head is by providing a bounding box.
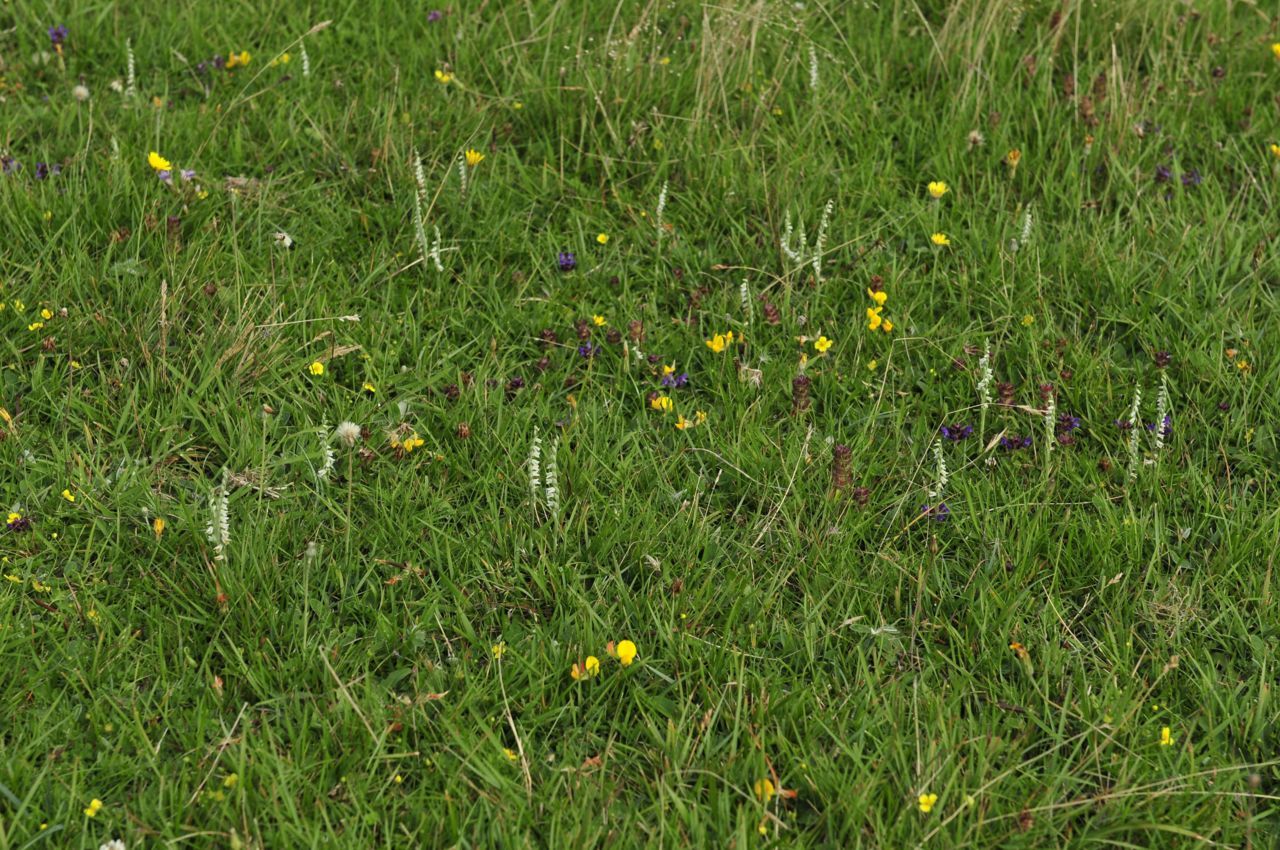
[334,421,362,447]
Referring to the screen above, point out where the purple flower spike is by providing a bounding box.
[940,423,974,442]
[48,25,69,47]
[557,251,577,272]
[427,10,443,21]
[158,170,173,182]
[180,168,197,181]
[577,342,597,358]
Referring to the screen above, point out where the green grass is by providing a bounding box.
[1,0,1278,847]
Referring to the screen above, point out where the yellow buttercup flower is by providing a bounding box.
[309,361,325,376]
[223,773,239,788]
[1272,43,1280,60]
[84,798,103,818]
[867,359,878,371]
[930,232,950,247]
[40,308,53,320]
[464,148,485,167]
[927,181,949,199]
[434,69,453,84]
[147,151,171,171]
[616,639,637,666]
[592,315,606,326]
[1022,314,1035,326]
[1270,143,1280,158]
[596,233,609,244]
[814,336,833,353]
[918,793,938,814]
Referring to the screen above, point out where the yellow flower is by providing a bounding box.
[393,773,403,784]
[675,415,690,430]
[867,288,887,306]
[1021,314,1035,326]
[584,656,600,676]
[399,435,425,453]
[866,306,883,331]
[813,336,833,354]
[309,361,325,376]
[6,512,21,525]
[4,574,21,583]
[147,151,171,171]
[592,315,606,326]
[930,232,950,247]
[225,51,251,69]
[694,411,707,426]
[867,359,878,371]
[927,181,949,199]
[491,642,506,660]
[223,773,239,788]
[705,334,727,353]
[1006,148,1022,168]
[27,322,43,332]
[616,639,637,667]
[362,381,376,394]
[1160,726,1173,747]
[32,580,51,592]
[881,320,893,334]
[153,517,166,538]
[464,148,485,167]
[1270,143,1280,158]
[61,489,75,503]
[40,308,53,320]
[662,364,676,376]
[596,233,609,245]
[1236,359,1250,373]
[434,69,453,84]
[753,778,776,802]
[918,793,938,813]
[87,608,99,621]
[651,395,673,413]
[13,300,25,313]
[570,661,585,680]
[1272,43,1280,60]
[84,798,103,818]
[503,747,518,762]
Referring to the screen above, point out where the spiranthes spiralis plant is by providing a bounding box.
[808,44,819,90]
[544,434,561,517]
[831,443,852,492]
[205,469,230,563]
[1009,203,1033,253]
[927,438,948,500]
[1124,382,1143,482]
[1042,387,1057,455]
[740,279,752,323]
[791,374,812,415]
[655,180,669,237]
[124,38,137,101]
[1151,372,1171,456]
[975,341,994,438]
[315,422,337,481]
[528,427,542,507]
[780,200,833,281]
[300,41,310,77]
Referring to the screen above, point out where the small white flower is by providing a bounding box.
[100,840,126,850]
[334,421,362,447]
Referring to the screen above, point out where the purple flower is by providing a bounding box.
[920,503,951,522]
[180,168,197,181]
[661,372,689,389]
[1154,165,1172,183]
[427,10,443,21]
[35,162,50,180]
[999,435,1033,451]
[1115,419,1133,431]
[577,342,597,358]
[213,55,226,70]
[47,25,68,47]
[1056,413,1080,434]
[157,170,173,182]
[1181,169,1201,187]
[557,252,577,272]
[2,157,20,175]
[940,423,973,441]
[6,514,31,533]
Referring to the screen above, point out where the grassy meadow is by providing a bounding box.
[1,0,1279,846]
